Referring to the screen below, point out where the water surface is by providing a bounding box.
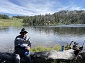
[0,25,85,52]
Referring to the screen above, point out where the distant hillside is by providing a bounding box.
[22,10,85,26]
[0,10,85,26]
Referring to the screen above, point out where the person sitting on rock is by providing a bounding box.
[14,28,31,63]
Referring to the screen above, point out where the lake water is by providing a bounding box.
[0,25,85,52]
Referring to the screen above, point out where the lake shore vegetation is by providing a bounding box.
[30,45,61,52]
[0,19,23,27]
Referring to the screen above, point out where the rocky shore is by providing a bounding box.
[0,50,85,63]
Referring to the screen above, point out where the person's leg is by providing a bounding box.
[15,54,20,63]
[25,54,31,63]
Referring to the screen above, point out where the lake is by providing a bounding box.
[0,24,85,52]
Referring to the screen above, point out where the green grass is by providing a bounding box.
[30,45,61,52]
[0,19,23,27]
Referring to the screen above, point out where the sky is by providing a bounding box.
[0,0,85,16]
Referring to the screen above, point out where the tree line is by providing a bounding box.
[0,10,85,26]
[22,10,85,26]
[0,14,9,19]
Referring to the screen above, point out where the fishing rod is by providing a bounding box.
[27,37,30,41]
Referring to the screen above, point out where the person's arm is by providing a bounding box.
[15,37,27,48]
[14,37,22,46]
[27,40,31,47]
[25,40,31,51]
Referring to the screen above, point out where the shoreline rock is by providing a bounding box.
[0,50,85,63]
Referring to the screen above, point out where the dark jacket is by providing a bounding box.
[14,35,31,55]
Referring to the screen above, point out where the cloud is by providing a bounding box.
[52,0,85,11]
[0,0,84,16]
[0,0,35,15]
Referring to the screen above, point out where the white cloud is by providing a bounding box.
[53,1,85,12]
[0,0,84,16]
[0,0,39,15]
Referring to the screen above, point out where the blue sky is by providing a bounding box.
[0,0,85,16]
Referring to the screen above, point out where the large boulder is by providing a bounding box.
[0,52,15,63]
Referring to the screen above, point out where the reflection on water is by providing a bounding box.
[33,26,85,35]
[0,25,85,52]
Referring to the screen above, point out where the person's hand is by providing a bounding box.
[25,46,30,51]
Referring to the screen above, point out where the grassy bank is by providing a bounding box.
[0,19,23,27]
[30,45,61,52]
